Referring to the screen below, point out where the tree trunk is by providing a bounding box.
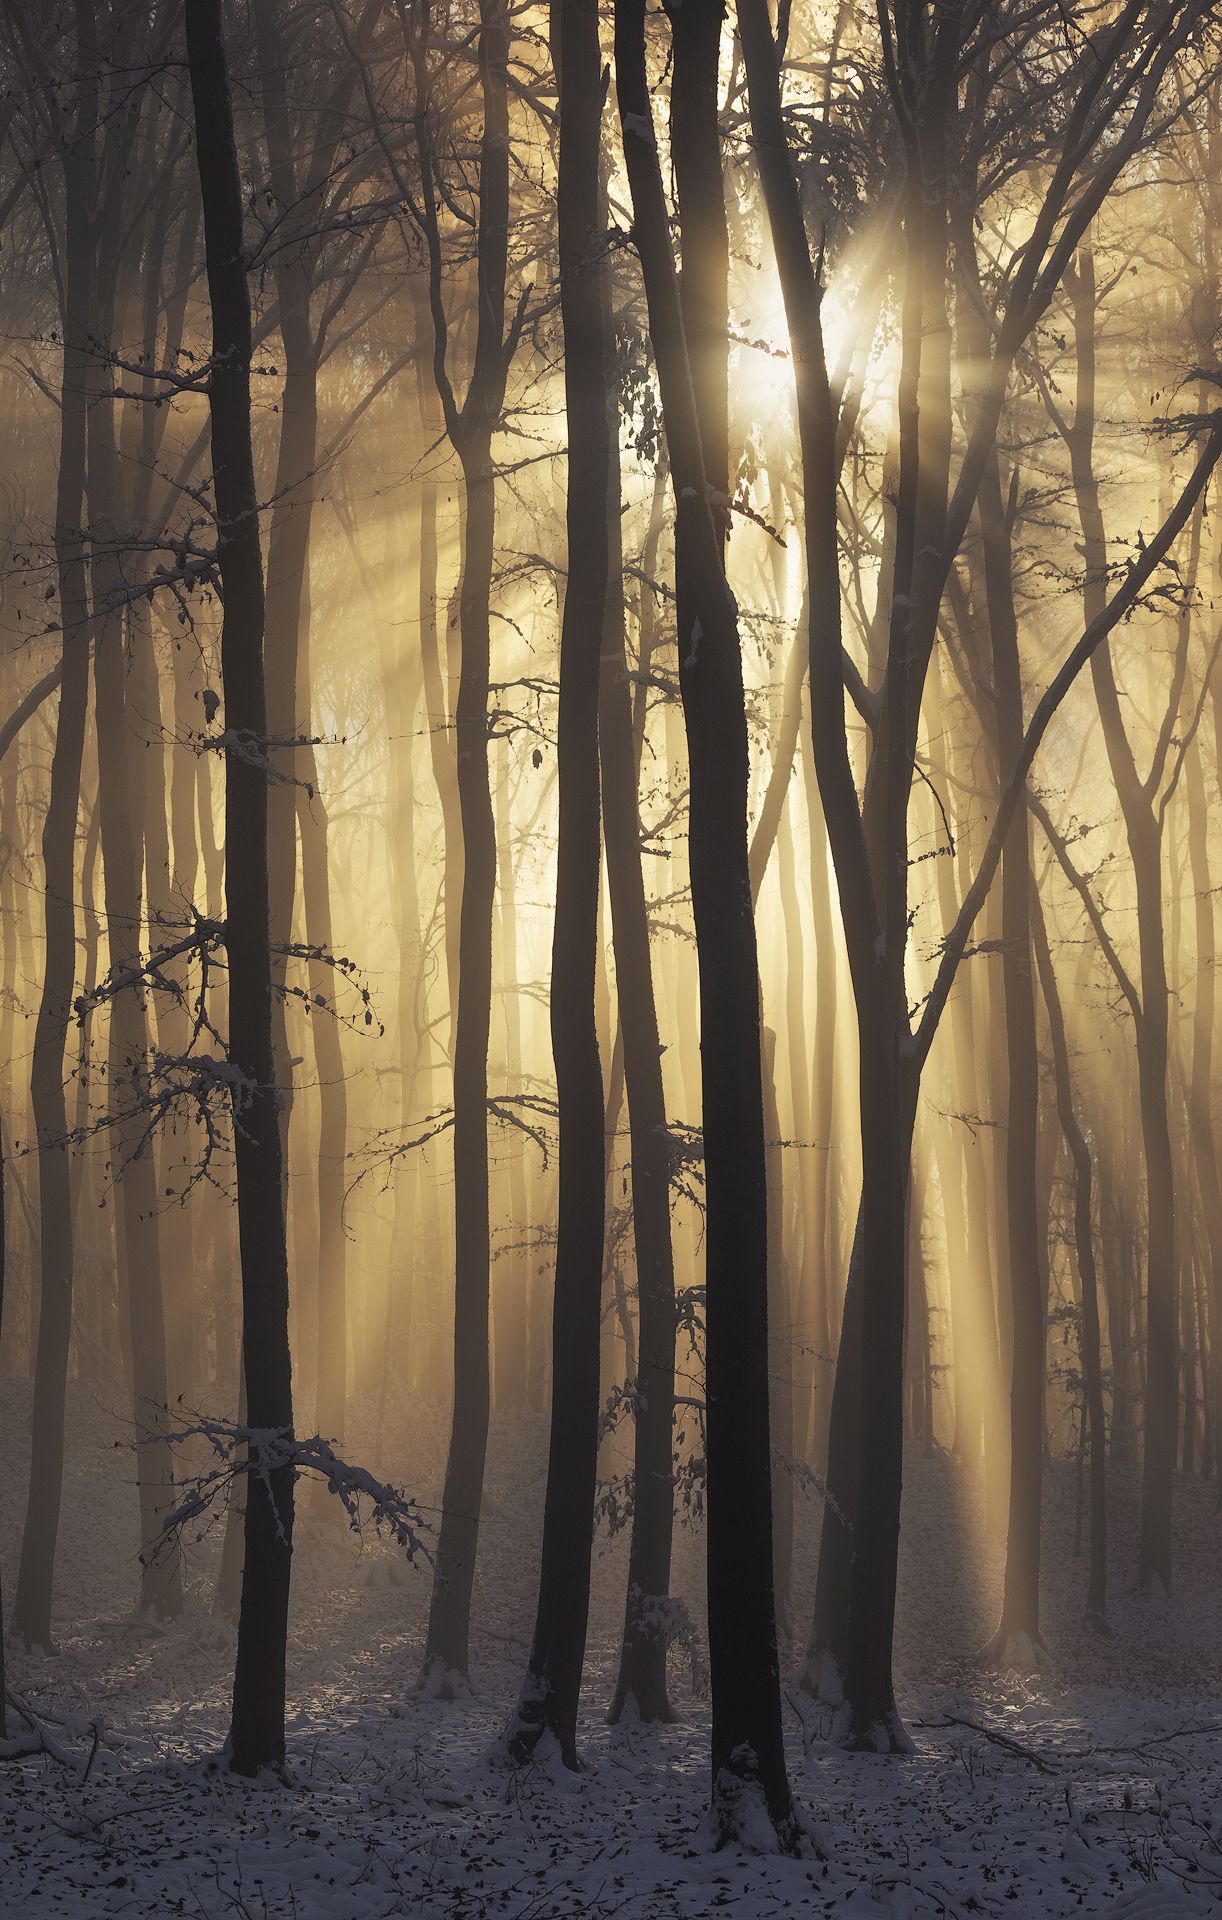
[603,410,678,1725]
[88,307,183,1619]
[1031,888,1108,1629]
[13,12,96,1652]
[1068,250,1183,1591]
[508,0,609,1764]
[615,0,796,1846]
[979,452,1046,1663]
[186,0,295,1776]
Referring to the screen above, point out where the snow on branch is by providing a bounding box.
[143,1414,432,1567]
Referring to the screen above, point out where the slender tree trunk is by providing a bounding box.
[493,743,528,1409]
[603,434,678,1723]
[1186,732,1222,1482]
[186,0,295,1776]
[413,0,522,1691]
[978,453,1046,1662]
[763,1029,795,1641]
[508,0,608,1762]
[1031,888,1108,1629]
[14,13,96,1651]
[422,445,498,1689]
[1068,252,1184,1591]
[88,302,183,1618]
[0,1113,5,1732]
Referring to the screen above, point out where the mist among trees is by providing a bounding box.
[2,0,1222,1912]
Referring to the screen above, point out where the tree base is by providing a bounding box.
[978,1625,1053,1673]
[794,1646,844,1706]
[13,1625,58,1659]
[502,1682,580,1773]
[416,1659,472,1703]
[703,1767,807,1856]
[607,1678,677,1727]
[840,1701,915,1755]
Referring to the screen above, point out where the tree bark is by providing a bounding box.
[14,4,97,1652]
[615,0,796,1846]
[508,0,608,1766]
[1031,888,1108,1629]
[186,0,295,1777]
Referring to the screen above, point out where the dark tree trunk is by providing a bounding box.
[186,0,295,1777]
[603,310,678,1730]
[0,1116,6,1733]
[615,0,796,1847]
[14,8,96,1652]
[508,0,608,1766]
[667,0,729,524]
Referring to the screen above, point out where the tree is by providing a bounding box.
[185,0,296,1778]
[507,0,608,1767]
[12,0,98,1654]
[615,0,798,1849]
[408,0,530,1693]
[739,0,1214,1743]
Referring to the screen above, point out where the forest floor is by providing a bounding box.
[2,1376,1222,1916]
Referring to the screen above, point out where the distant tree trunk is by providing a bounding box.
[777,797,821,1464]
[508,0,608,1763]
[1031,887,1108,1628]
[296,674,349,1483]
[927,649,997,1471]
[14,11,96,1652]
[615,0,797,1847]
[977,451,1046,1662]
[1186,730,1222,1479]
[493,743,528,1410]
[422,438,498,1691]
[186,0,295,1777]
[1066,251,1185,1591]
[88,274,183,1618]
[414,0,520,1693]
[414,278,461,1061]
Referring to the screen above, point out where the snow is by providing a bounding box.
[3,1378,1222,1916]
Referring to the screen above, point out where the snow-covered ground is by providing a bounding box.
[3,1375,1222,1916]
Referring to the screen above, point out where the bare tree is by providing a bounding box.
[185,0,295,1777]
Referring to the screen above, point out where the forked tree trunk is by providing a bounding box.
[615,0,796,1847]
